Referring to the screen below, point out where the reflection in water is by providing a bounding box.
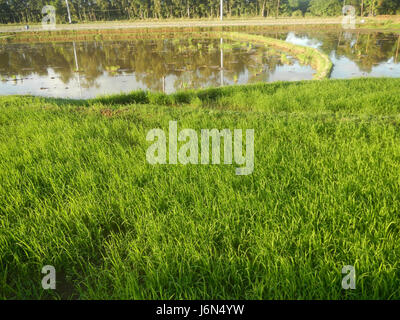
[0,38,312,98]
[0,30,399,98]
[261,30,400,79]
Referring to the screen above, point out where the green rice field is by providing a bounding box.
[1,78,400,299]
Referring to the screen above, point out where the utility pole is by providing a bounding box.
[220,38,224,86]
[220,0,223,21]
[65,0,72,24]
[72,42,82,98]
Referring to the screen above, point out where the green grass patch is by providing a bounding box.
[0,23,344,44]
[0,78,400,300]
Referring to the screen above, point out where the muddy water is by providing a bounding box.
[0,29,399,98]
[257,29,400,79]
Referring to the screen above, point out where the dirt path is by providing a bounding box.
[0,18,343,33]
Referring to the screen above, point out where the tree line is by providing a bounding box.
[0,0,399,24]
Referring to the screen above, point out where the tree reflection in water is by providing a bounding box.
[0,31,399,98]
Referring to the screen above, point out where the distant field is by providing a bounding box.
[0,17,344,33]
[1,78,400,299]
[1,16,399,35]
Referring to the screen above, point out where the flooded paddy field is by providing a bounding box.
[255,29,400,79]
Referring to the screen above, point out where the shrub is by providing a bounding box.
[148,92,173,105]
[292,10,304,17]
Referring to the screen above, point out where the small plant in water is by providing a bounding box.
[280,53,291,65]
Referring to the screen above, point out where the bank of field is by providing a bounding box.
[1,78,400,299]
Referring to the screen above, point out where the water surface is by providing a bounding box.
[257,29,400,79]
